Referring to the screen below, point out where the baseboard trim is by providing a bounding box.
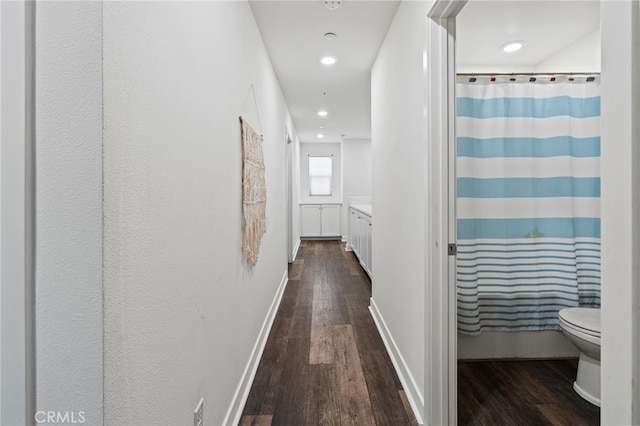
[223,270,289,426]
[369,298,424,425]
[292,238,301,261]
[300,236,341,241]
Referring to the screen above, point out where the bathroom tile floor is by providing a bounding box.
[458,359,600,425]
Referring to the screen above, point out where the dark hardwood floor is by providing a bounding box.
[240,240,599,425]
[458,359,601,426]
[240,240,418,426]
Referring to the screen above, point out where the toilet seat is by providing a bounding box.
[558,307,601,407]
[559,308,600,342]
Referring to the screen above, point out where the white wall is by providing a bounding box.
[103,2,294,425]
[535,29,600,73]
[600,1,640,424]
[299,142,342,204]
[342,138,372,240]
[370,2,428,421]
[458,28,601,74]
[35,2,104,423]
[342,138,372,198]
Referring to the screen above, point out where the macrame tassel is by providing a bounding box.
[240,116,267,266]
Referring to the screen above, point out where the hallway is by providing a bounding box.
[239,240,418,425]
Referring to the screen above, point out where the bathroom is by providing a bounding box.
[455,0,602,421]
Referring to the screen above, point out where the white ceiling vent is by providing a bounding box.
[324,0,342,11]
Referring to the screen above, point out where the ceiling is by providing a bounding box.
[250,0,600,144]
[250,1,400,143]
[457,1,600,69]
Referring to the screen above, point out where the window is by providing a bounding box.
[309,156,332,196]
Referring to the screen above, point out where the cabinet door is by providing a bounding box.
[301,206,322,236]
[349,209,358,251]
[363,215,372,275]
[360,215,369,270]
[321,205,341,236]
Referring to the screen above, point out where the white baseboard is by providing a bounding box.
[292,238,301,261]
[369,298,424,425]
[223,270,289,426]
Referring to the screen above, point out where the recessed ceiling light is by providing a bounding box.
[321,56,336,65]
[317,134,325,139]
[319,125,325,129]
[324,32,337,40]
[318,110,328,117]
[502,40,524,53]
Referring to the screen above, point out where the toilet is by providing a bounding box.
[558,307,601,406]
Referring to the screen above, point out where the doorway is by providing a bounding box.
[425,1,620,424]
[427,1,640,425]
[285,130,294,263]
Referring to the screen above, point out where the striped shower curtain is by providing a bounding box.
[456,75,601,335]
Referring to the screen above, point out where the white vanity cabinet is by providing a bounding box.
[300,204,341,238]
[349,205,372,277]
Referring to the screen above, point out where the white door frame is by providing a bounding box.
[425,1,466,425]
[600,2,640,424]
[424,0,466,425]
[285,129,294,263]
[1,1,36,424]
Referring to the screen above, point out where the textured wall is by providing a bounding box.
[35,2,104,423]
[103,2,294,424]
[342,139,372,198]
[371,1,427,417]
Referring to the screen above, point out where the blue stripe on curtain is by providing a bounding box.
[457,96,601,118]
[458,218,600,241]
[456,78,601,335]
[457,177,600,198]
[457,136,600,158]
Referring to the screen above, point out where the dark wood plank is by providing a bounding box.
[399,390,420,426]
[328,289,350,325]
[241,240,415,425]
[458,361,551,425]
[288,258,304,280]
[241,289,296,415]
[305,364,341,426]
[458,360,600,426]
[309,298,333,364]
[287,280,313,340]
[343,248,365,276]
[270,337,309,426]
[238,415,272,426]
[360,350,412,425]
[333,324,376,426]
[345,297,386,354]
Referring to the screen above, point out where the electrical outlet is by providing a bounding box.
[194,398,203,426]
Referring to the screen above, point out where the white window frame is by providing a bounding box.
[308,155,333,196]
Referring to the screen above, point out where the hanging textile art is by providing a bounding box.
[240,116,267,266]
[456,75,601,335]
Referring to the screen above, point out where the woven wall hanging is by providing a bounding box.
[239,115,266,266]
